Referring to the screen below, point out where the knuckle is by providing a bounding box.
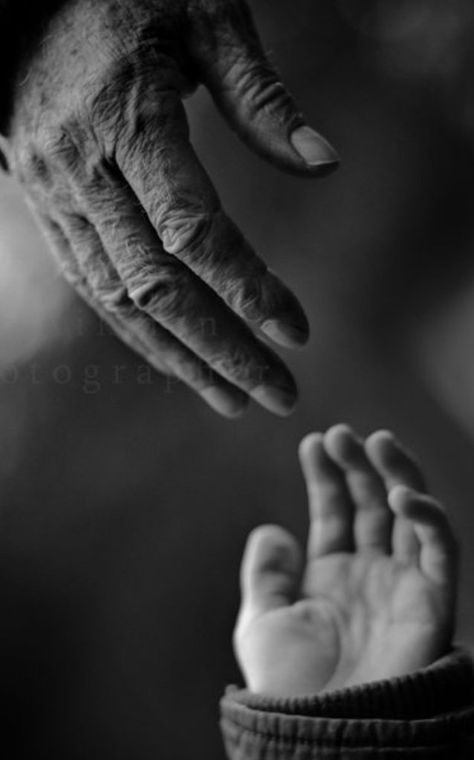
[128,264,190,321]
[11,129,87,213]
[88,257,118,290]
[91,55,188,156]
[40,127,81,172]
[23,122,114,199]
[228,270,266,321]
[80,154,122,201]
[161,210,268,321]
[232,57,278,99]
[160,210,215,256]
[15,145,51,185]
[235,62,298,126]
[93,278,130,314]
[46,126,116,196]
[57,259,85,290]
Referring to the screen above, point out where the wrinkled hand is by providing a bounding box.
[1,0,338,417]
[235,425,458,696]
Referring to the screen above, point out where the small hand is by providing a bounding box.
[2,0,338,418]
[235,425,458,696]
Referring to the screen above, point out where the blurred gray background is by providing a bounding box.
[1,0,474,757]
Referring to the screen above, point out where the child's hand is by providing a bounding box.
[234,425,458,697]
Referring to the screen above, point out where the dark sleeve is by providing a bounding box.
[0,0,67,133]
[220,648,474,759]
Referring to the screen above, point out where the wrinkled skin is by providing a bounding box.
[235,426,458,696]
[0,0,338,418]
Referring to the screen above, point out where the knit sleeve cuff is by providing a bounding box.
[221,648,474,758]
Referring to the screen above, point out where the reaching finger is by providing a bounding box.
[298,433,354,559]
[238,525,302,629]
[365,431,425,490]
[109,88,310,351]
[365,431,423,563]
[323,425,392,553]
[63,162,298,416]
[36,211,248,418]
[388,485,458,588]
[188,0,339,174]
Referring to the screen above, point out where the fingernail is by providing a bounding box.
[201,386,248,419]
[291,125,339,167]
[252,383,297,416]
[261,318,309,349]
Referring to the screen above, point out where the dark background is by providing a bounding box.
[1,1,474,757]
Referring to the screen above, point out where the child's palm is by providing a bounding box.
[235,428,456,697]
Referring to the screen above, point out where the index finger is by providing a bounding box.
[299,433,355,559]
[388,486,458,588]
[111,88,310,350]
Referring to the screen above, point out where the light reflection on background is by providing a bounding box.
[0,181,70,370]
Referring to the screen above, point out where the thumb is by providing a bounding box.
[189,0,339,174]
[238,525,302,629]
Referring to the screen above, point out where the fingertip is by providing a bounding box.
[388,484,416,514]
[387,489,458,584]
[260,276,310,349]
[298,432,324,468]
[299,431,324,455]
[242,524,301,587]
[323,423,357,459]
[365,429,395,454]
[261,317,309,350]
[247,524,296,554]
[252,381,298,417]
[201,385,249,419]
[388,486,446,525]
[325,422,355,439]
[238,525,302,626]
[290,126,340,170]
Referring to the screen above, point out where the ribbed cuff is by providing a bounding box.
[221,649,474,756]
[224,648,474,721]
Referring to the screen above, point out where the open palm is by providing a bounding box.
[235,426,457,697]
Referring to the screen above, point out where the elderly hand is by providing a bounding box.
[235,425,458,696]
[1,0,338,417]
